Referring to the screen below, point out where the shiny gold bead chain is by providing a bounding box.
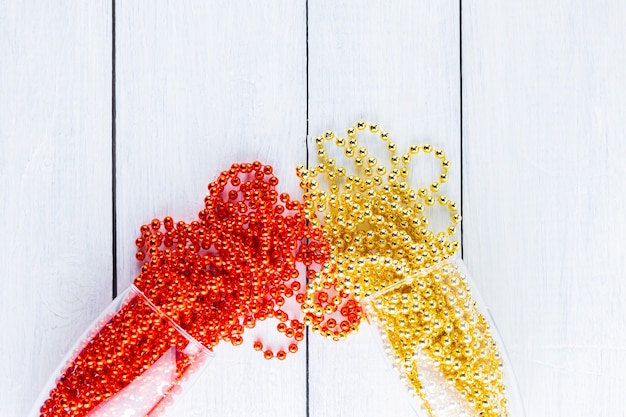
[297,122,508,417]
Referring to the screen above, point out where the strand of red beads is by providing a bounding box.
[39,161,328,417]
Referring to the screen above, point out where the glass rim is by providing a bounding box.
[130,284,214,357]
[361,253,462,301]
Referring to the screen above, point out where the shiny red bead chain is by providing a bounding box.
[39,162,329,416]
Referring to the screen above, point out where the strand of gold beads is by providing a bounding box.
[297,122,508,417]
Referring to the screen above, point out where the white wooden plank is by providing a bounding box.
[307,2,461,416]
[463,2,626,416]
[115,1,308,416]
[0,1,112,415]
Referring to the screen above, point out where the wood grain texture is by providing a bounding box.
[3,0,624,416]
[462,1,626,416]
[0,1,112,415]
[115,1,308,416]
[307,2,461,416]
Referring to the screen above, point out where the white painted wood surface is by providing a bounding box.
[0,2,112,415]
[307,2,461,416]
[114,2,307,416]
[462,2,626,417]
[1,1,624,416]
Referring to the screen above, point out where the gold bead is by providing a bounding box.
[356,121,366,130]
[369,123,379,133]
[422,144,432,153]
[380,131,390,141]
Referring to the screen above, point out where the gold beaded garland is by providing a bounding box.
[298,122,508,417]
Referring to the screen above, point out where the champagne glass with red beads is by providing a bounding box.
[30,161,329,417]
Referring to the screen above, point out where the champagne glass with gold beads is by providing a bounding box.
[298,121,525,417]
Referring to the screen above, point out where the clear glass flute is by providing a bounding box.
[362,257,525,417]
[29,286,213,417]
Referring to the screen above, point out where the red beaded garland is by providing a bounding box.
[39,162,329,416]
